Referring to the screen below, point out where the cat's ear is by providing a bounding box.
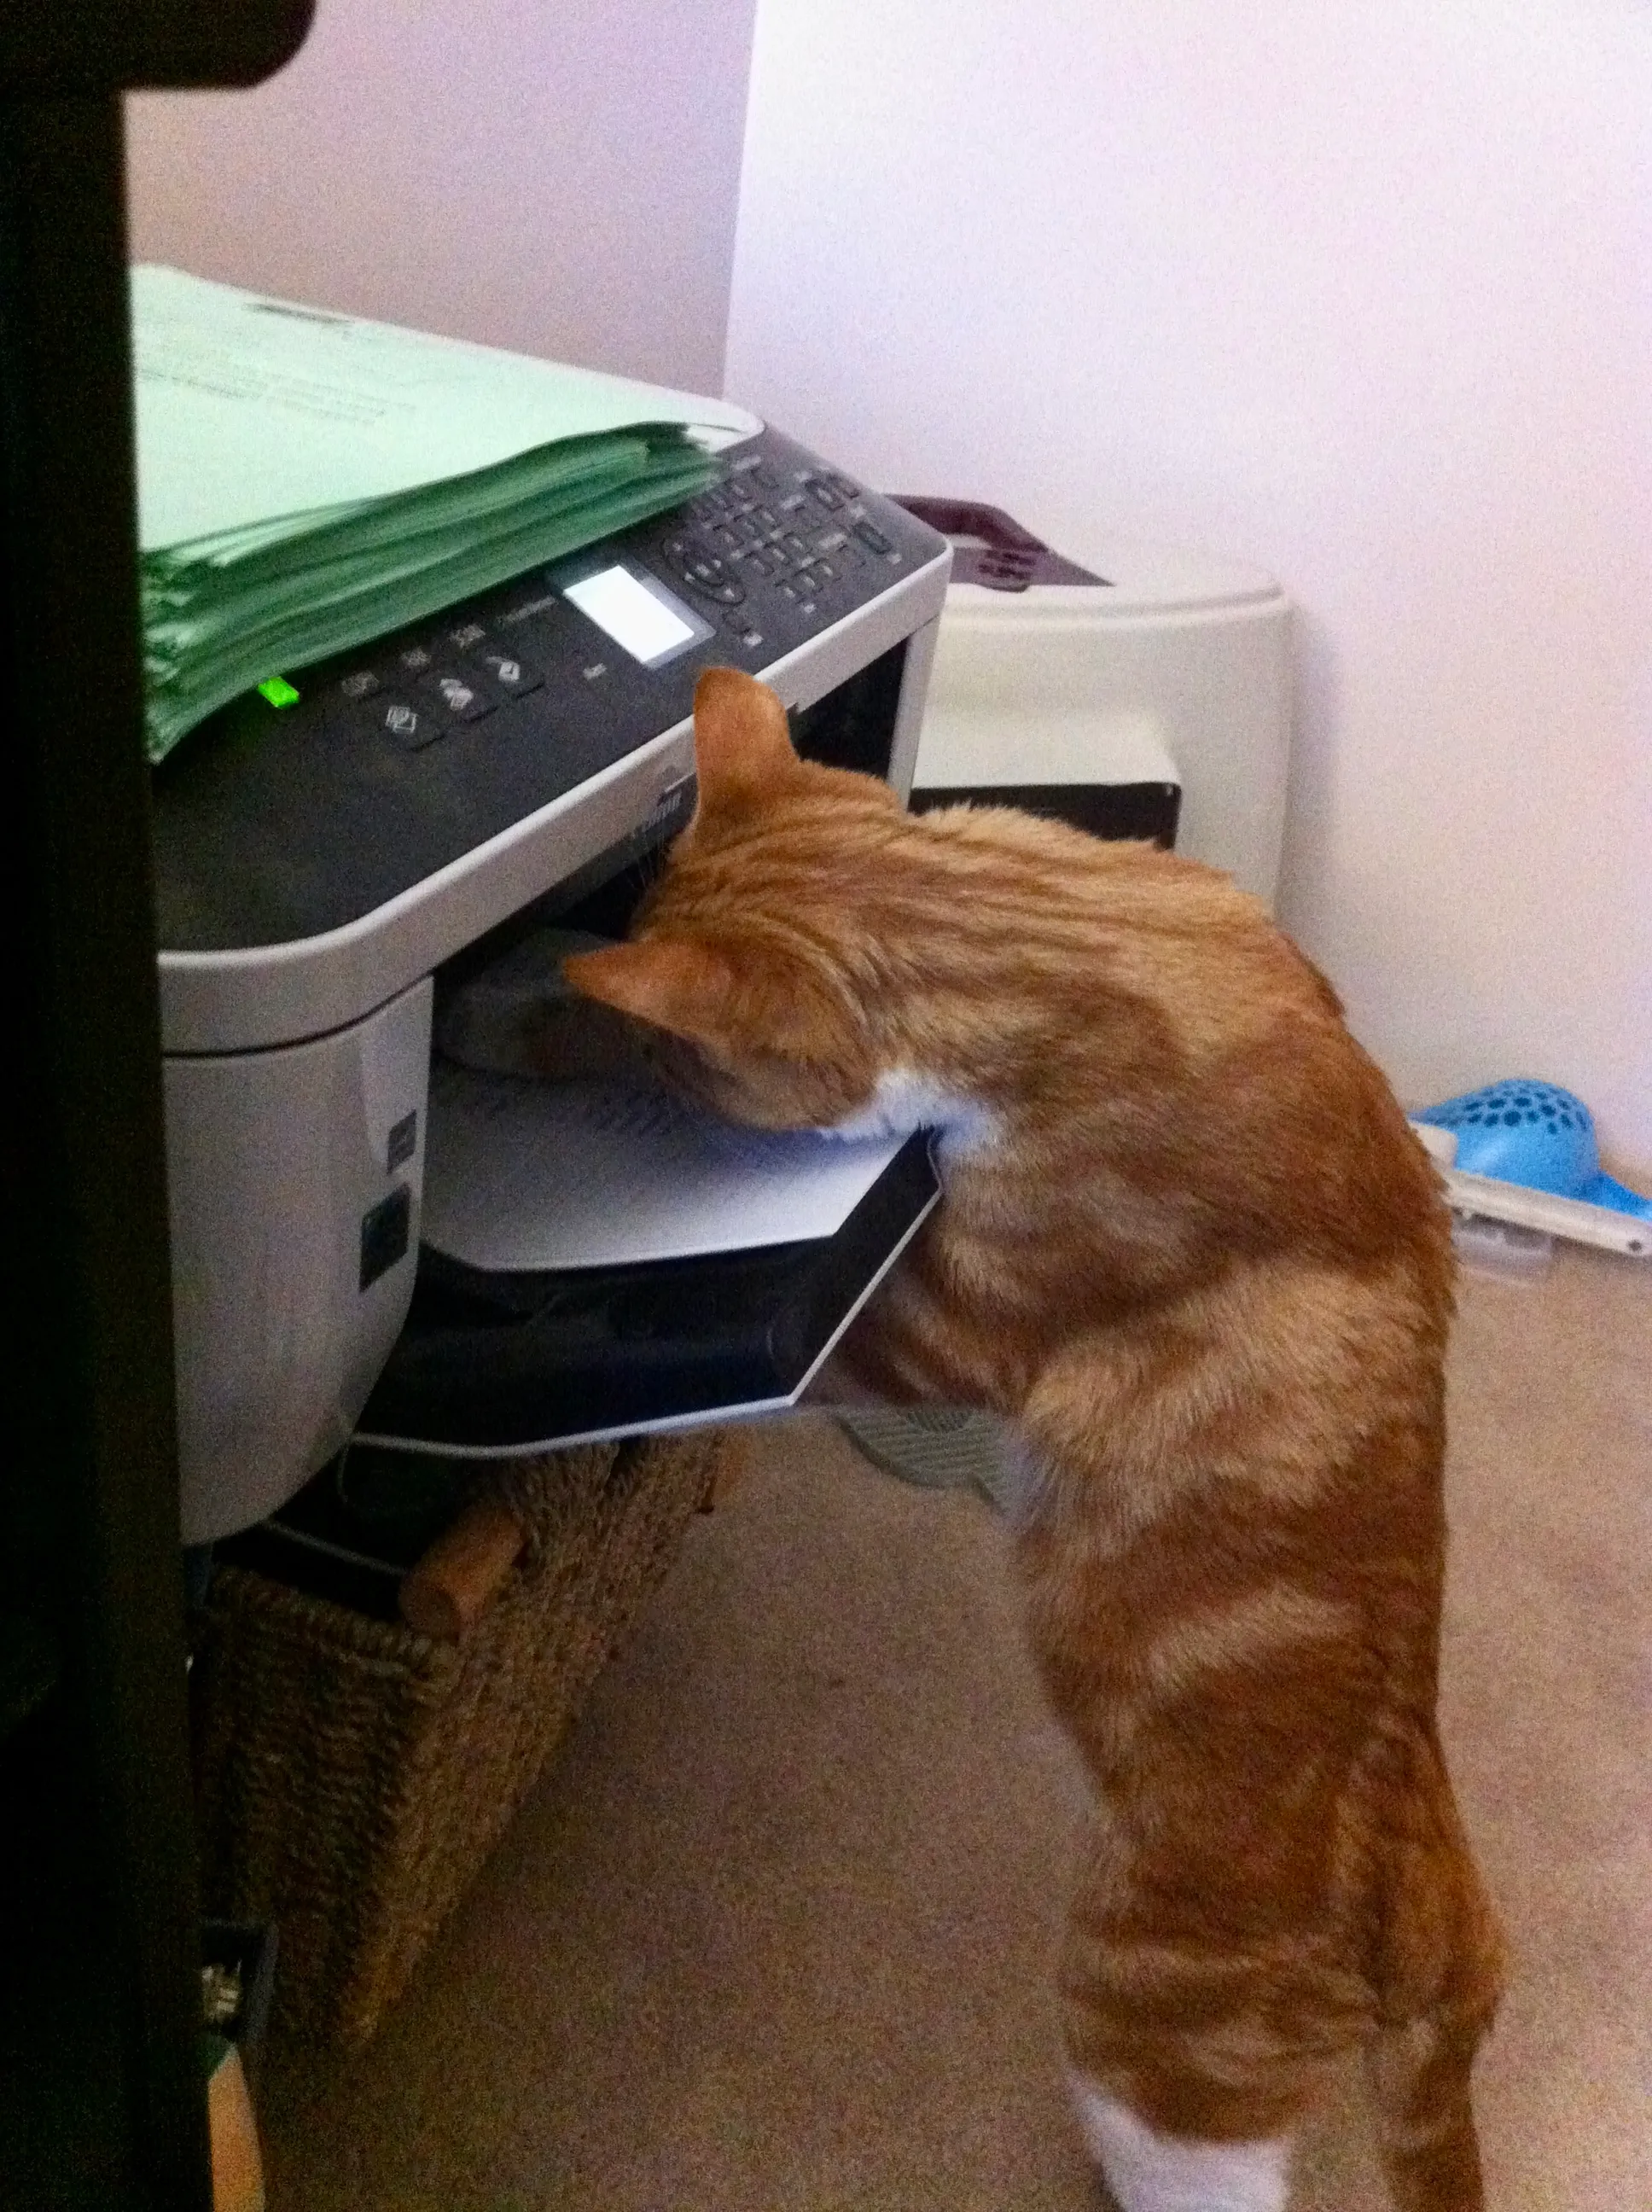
[692,667,801,810]
[561,940,735,1049]
[563,936,848,1061]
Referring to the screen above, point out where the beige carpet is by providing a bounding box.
[264,1243,1651,2210]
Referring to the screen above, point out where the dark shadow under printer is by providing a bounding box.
[156,427,951,1549]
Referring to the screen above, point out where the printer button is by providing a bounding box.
[334,667,383,703]
[668,541,745,604]
[420,667,496,723]
[662,538,713,587]
[470,645,543,696]
[371,697,450,751]
[689,564,744,603]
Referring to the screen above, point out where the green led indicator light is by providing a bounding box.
[258,676,301,708]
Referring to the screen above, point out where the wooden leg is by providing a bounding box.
[698,1425,755,1511]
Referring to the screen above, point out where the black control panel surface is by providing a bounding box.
[152,428,946,955]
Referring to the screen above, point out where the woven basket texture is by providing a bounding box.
[194,1429,724,2053]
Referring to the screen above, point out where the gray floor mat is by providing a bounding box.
[835,1406,1015,1511]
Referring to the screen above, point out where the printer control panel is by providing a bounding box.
[152,429,945,958]
[665,457,895,633]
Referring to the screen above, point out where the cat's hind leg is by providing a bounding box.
[1057,1809,1355,2212]
[1362,1742,1504,2212]
[1363,2011,1492,2212]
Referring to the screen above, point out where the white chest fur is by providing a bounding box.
[824,1068,999,1170]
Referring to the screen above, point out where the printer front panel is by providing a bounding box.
[166,978,432,1545]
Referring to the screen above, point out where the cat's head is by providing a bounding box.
[561,668,906,1131]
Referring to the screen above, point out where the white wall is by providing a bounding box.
[727,1,1652,1179]
[126,0,758,393]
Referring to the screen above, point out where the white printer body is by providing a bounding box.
[157,441,1291,1549]
[902,504,1292,907]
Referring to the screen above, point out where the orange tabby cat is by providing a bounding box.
[566,668,1504,2212]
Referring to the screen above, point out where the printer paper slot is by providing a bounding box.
[420,1060,920,1273]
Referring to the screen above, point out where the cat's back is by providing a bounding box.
[892,805,1441,1269]
[902,800,1329,1029]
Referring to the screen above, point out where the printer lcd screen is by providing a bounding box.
[562,563,707,668]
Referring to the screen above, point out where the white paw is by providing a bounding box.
[1068,2076,1290,2212]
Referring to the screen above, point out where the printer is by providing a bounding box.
[896,498,1293,908]
[157,426,953,1545]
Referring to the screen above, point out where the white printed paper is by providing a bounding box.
[422,1064,914,1273]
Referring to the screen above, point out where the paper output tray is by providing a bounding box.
[356,1132,938,1455]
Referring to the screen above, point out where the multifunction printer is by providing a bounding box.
[157,429,952,1545]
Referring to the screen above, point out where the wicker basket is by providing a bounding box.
[193,1429,725,2054]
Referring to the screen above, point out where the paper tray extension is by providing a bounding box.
[356,1132,938,1456]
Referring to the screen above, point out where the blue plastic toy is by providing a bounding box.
[1412,1080,1652,1220]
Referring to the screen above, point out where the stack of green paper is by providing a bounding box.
[132,267,760,762]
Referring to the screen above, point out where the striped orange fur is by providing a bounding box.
[566,669,1504,2210]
